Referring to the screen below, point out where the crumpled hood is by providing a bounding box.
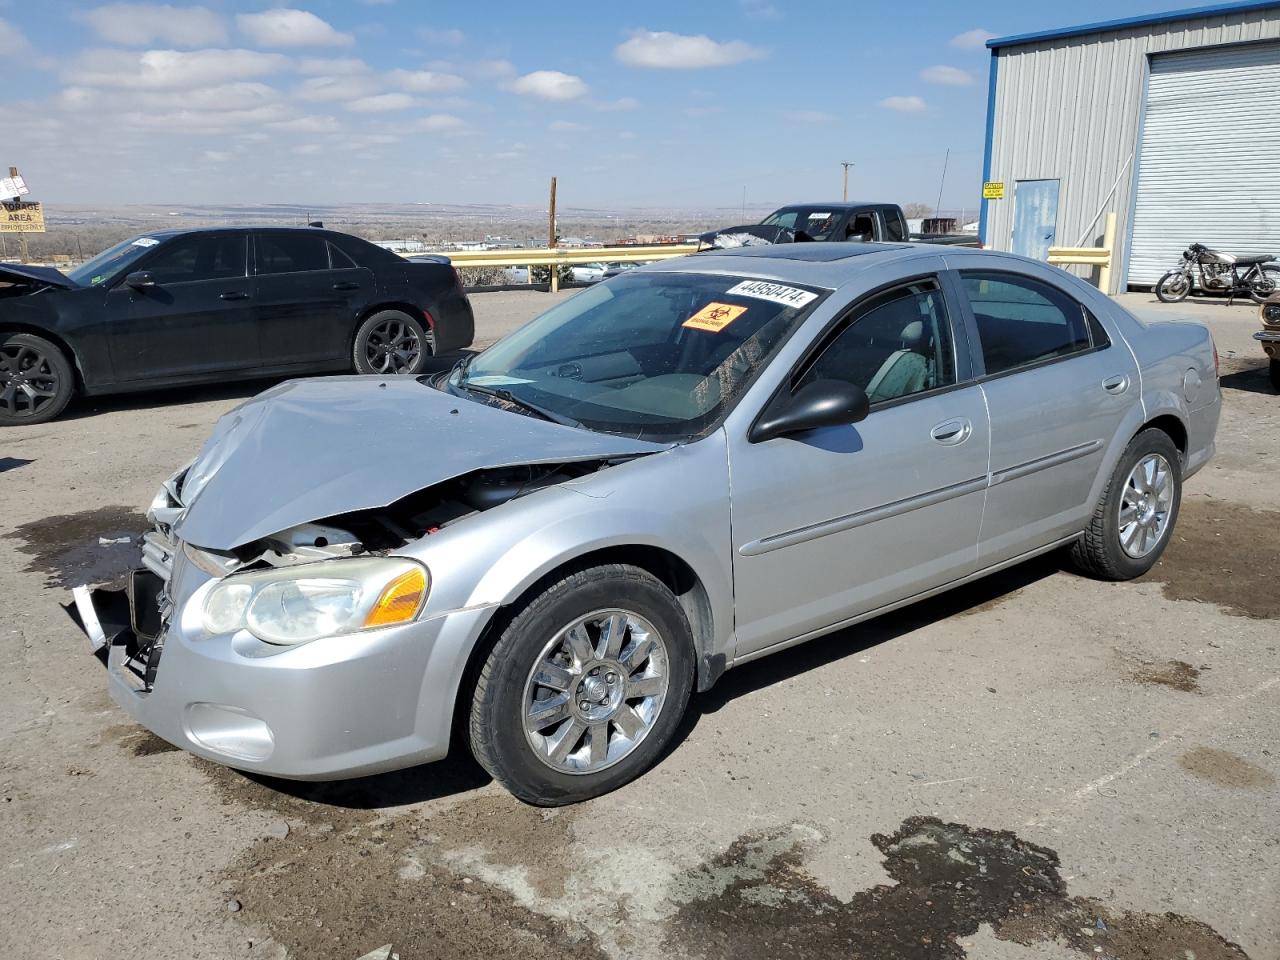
[174,376,669,551]
[0,263,79,289]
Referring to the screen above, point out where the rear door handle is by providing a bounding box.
[1102,375,1130,394]
[930,417,972,445]
[219,291,250,301]
[332,282,360,291]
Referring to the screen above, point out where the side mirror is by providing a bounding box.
[125,271,156,290]
[750,379,870,443]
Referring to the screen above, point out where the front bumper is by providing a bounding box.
[1255,330,1280,359]
[77,546,495,780]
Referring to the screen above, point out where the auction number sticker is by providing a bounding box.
[725,280,818,308]
[684,302,748,333]
[132,237,160,247]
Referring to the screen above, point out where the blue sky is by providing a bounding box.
[3,1,1188,211]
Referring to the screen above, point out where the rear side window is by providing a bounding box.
[256,234,330,274]
[797,279,956,405]
[328,242,357,268]
[961,272,1092,375]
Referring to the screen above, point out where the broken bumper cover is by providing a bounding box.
[76,557,495,781]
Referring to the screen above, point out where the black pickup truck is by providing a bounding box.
[700,201,978,248]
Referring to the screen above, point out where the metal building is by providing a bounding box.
[980,1,1280,293]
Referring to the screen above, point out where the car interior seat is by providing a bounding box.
[864,320,933,403]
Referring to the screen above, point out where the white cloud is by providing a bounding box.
[415,113,465,131]
[386,69,466,93]
[614,30,767,69]
[783,109,833,124]
[297,57,370,75]
[61,81,281,112]
[739,0,779,18]
[509,70,588,101]
[293,143,322,155]
[268,114,340,132]
[950,28,997,49]
[237,9,353,48]
[118,102,295,131]
[203,149,233,162]
[346,92,414,112]
[921,65,974,86]
[78,4,227,47]
[0,17,31,54]
[418,27,464,45]
[879,95,927,112]
[550,120,586,132]
[64,48,290,89]
[293,74,381,102]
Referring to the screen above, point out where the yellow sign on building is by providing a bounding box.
[982,181,1005,200]
[1,201,45,233]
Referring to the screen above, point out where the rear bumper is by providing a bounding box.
[79,564,494,780]
[1184,392,1221,481]
[431,286,475,353]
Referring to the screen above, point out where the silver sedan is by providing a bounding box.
[77,242,1220,805]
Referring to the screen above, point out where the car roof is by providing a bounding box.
[769,201,899,211]
[643,241,938,289]
[126,226,348,240]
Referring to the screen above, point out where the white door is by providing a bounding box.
[1129,42,1280,286]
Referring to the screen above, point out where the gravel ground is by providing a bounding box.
[1,288,1277,960]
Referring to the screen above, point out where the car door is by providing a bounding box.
[104,232,257,381]
[955,267,1140,564]
[253,232,371,366]
[727,273,991,657]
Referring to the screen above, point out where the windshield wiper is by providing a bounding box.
[455,380,583,428]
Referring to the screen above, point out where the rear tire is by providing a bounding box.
[353,309,432,376]
[1155,271,1191,304]
[1270,359,1280,392]
[468,564,695,806]
[1248,265,1280,305]
[0,332,76,426]
[1070,428,1182,581]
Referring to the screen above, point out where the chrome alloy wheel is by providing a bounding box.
[1118,453,1175,559]
[364,317,426,374]
[522,609,669,775]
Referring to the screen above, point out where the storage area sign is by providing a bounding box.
[982,181,1005,200]
[1,201,46,233]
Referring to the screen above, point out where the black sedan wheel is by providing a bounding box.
[353,309,433,376]
[0,333,75,426]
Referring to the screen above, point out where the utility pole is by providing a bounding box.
[841,161,855,202]
[547,176,558,293]
[933,148,950,220]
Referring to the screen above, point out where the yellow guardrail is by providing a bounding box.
[428,243,701,290]
[1047,212,1116,292]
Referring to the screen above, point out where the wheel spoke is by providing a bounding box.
[627,675,664,699]
[532,661,574,691]
[548,718,586,763]
[565,624,594,665]
[527,694,570,730]
[620,635,656,673]
[1119,505,1139,527]
[613,705,644,740]
[587,722,609,765]
[598,613,627,659]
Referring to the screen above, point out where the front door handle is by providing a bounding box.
[332,282,361,291]
[219,291,250,301]
[930,417,972,445]
[1102,375,1130,394]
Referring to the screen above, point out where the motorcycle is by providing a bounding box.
[1156,242,1280,304]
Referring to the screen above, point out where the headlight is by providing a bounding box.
[201,557,429,645]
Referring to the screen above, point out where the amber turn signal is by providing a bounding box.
[363,566,428,627]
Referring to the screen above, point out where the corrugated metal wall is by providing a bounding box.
[985,8,1280,293]
[1129,41,1280,284]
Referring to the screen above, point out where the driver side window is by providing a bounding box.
[796,279,956,405]
[143,235,247,285]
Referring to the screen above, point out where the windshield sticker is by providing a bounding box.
[90,275,105,285]
[132,237,159,247]
[684,302,747,333]
[726,280,818,309]
[807,212,832,220]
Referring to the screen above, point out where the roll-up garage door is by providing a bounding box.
[1128,41,1280,286]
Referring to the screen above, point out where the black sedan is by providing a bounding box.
[0,226,474,424]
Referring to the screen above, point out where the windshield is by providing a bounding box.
[452,271,827,441]
[67,235,162,286]
[761,207,843,241]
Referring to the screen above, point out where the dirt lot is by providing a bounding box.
[1,289,1277,960]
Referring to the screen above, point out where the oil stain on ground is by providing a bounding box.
[668,817,1250,960]
[99,723,181,757]
[1128,657,1203,693]
[1179,747,1276,790]
[1146,498,1280,619]
[4,505,147,589]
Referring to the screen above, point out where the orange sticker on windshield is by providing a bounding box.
[683,302,747,333]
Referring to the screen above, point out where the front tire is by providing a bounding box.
[353,309,433,375]
[468,564,695,806]
[1070,429,1182,580]
[0,332,76,426]
[1155,271,1191,303]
